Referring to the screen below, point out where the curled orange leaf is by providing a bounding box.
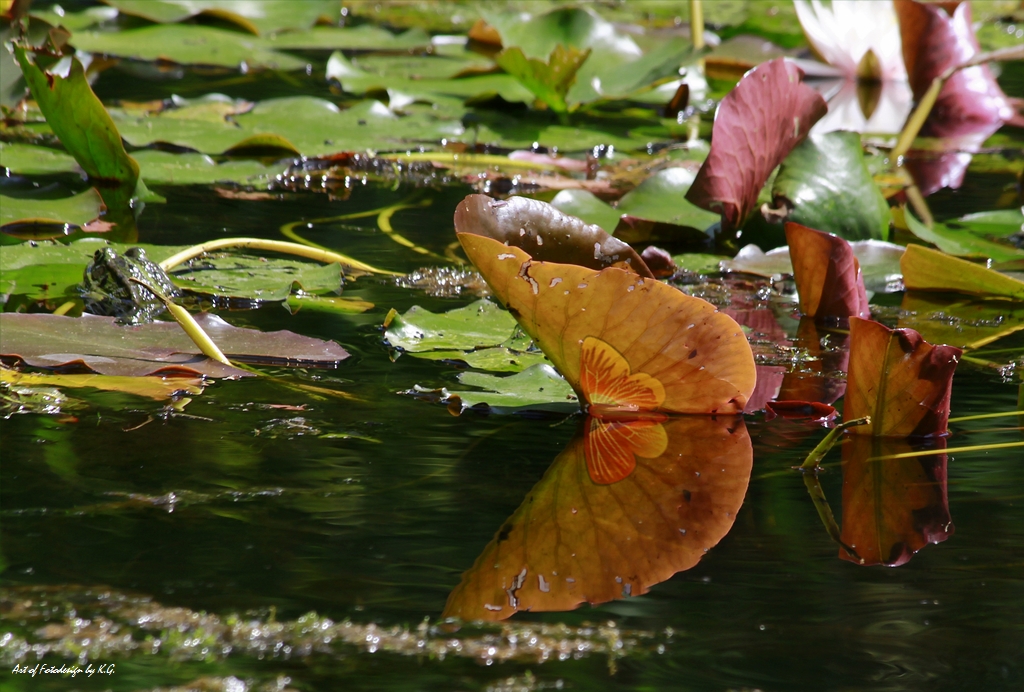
[785,221,870,321]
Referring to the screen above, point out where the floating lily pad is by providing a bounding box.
[617,167,721,230]
[448,363,579,412]
[170,253,342,301]
[899,292,1024,350]
[1,366,204,401]
[0,142,79,176]
[773,131,889,241]
[131,151,280,186]
[901,244,1024,300]
[385,299,519,353]
[0,189,105,231]
[70,25,308,70]
[0,312,349,377]
[266,25,430,50]
[549,189,622,233]
[102,0,341,35]
[902,208,1024,263]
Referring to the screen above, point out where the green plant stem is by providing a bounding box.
[690,0,705,51]
[866,440,1024,462]
[799,416,871,470]
[948,410,1024,423]
[801,471,862,563]
[157,237,400,276]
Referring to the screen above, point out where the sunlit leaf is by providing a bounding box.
[900,244,1024,300]
[454,194,651,277]
[845,317,962,437]
[170,254,342,301]
[101,0,341,36]
[456,198,756,414]
[785,221,869,320]
[839,435,953,566]
[900,207,1024,263]
[686,58,827,232]
[14,46,139,215]
[384,299,519,353]
[0,189,104,232]
[494,45,590,114]
[0,312,349,377]
[266,25,430,50]
[549,189,622,233]
[444,416,751,620]
[0,142,78,175]
[1,366,204,401]
[442,363,579,413]
[772,132,889,241]
[898,292,1024,350]
[131,151,279,186]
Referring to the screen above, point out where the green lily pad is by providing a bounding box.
[28,6,119,33]
[113,96,462,155]
[0,142,79,176]
[448,363,579,412]
[70,25,308,70]
[419,347,550,373]
[899,292,1024,350]
[131,151,280,186]
[549,189,622,232]
[549,168,719,234]
[903,208,1024,263]
[951,209,1024,237]
[327,51,533,105]
[102,0,341,35]
[170,253,342,301]
[265,25,430,50]
[385,299,520,352]
[901,244,1024,300]
[0,190,105,231]
[672,253,730,273]
[772,131,889,241]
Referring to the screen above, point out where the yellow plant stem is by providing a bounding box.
[52,300,76,316]
[948,410,1024,423]
[377,199,447,261]
[892,45,1024,161]
[158,237,400,276]
[129,278,231,366]
[279,204,396,247]
[689,0,705,51]
[866,440,1024,462]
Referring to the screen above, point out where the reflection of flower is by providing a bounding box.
[794,0,912,134]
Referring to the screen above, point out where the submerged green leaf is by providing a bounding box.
[772,131,889,241]
[170,254,342,301]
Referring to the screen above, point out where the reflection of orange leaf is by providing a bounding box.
[839,436,953,566]
[580,336,664,412]
[584,417,667,484]
[845,317,962,437]
[443,416,752,621]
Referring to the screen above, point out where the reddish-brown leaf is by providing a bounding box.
[454,194,652,278]
[777,318,850,406]
[785,221,870,321]
[443,416,751,620]
[839,436,953,566]
[845,317,962,437]
[685,59,827,232]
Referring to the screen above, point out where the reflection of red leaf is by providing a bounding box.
[785,222,869,321]
[839,436,953,566]
[444,416,751,620]
[845,318,962,437]
[777,318,850,406]
[743,364,785,413]
[765,400,836,422]
[584,416,668,484]
[686,59,827,232]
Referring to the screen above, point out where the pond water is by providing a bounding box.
[3,3,1024,691]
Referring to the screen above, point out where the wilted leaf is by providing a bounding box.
[14,47,139,214]
[686,58,827,232]
[839,435,953,566]
[102,0,341,35]
[0,313,349,377]
[0,189,105,232]
[454,194,651,278]
[900,207,1024,263]
[844,317,962,437]
[442,364,579,412]
[1,366,203,400]
[444,415,751,620]
[901,244,1024,300]
[495,45,591,114]
[785,221,869,321]
[772,131,890,241]
[456,210,756,415]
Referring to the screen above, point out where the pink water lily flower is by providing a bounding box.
[794,0,913,134]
